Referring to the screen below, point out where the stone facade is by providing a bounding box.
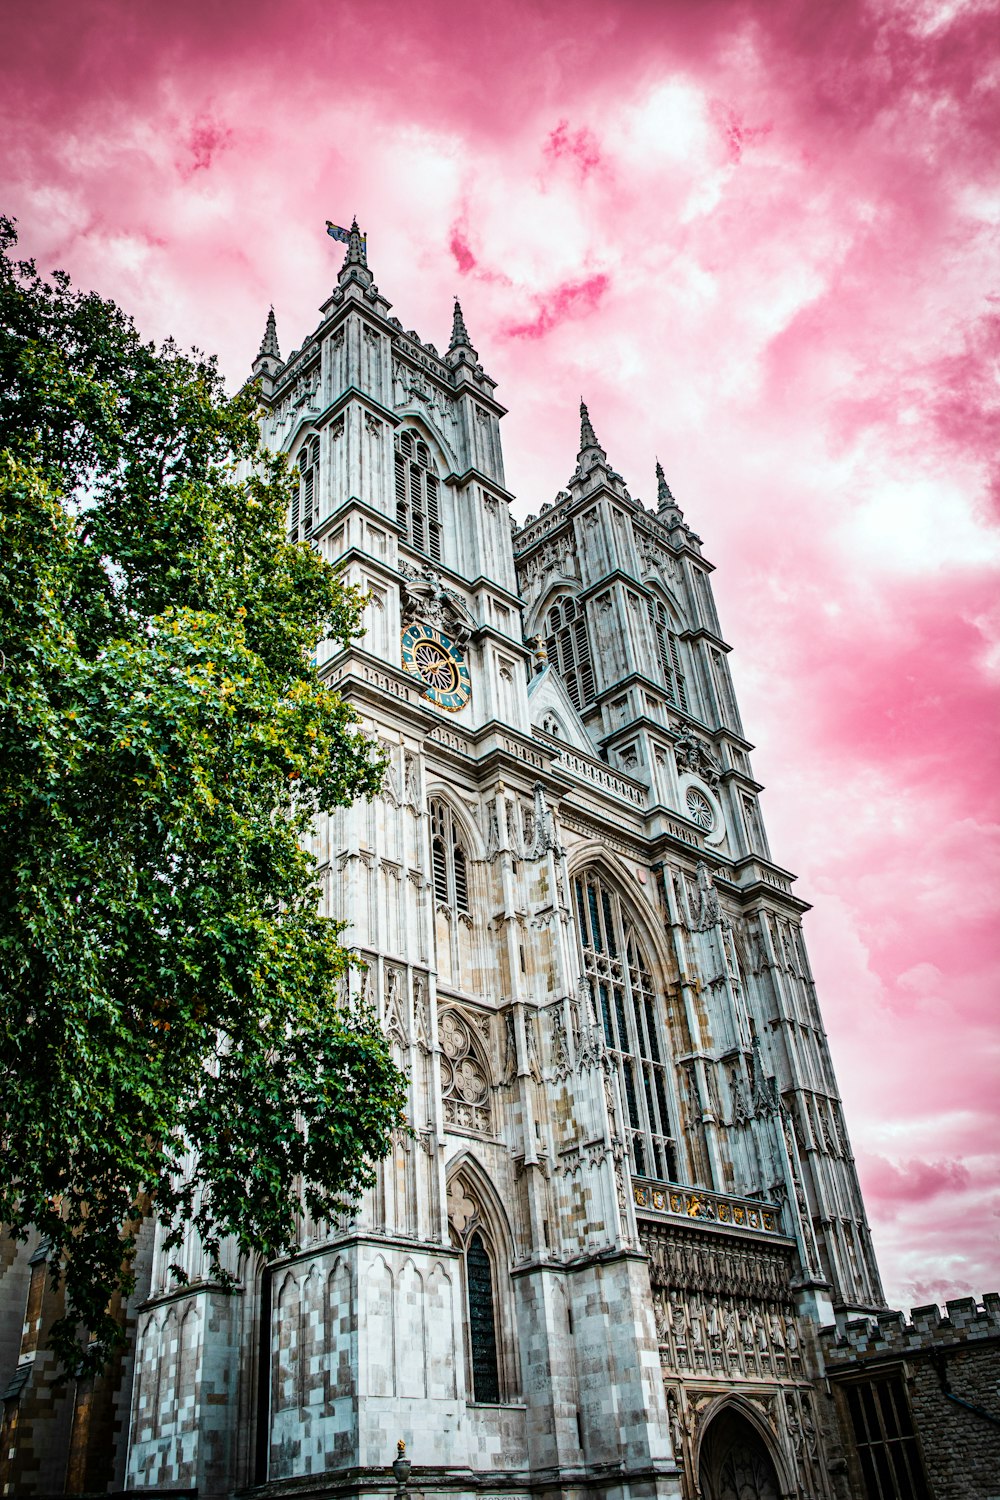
[2,224,996,1500]
[818,1295,1000,1500]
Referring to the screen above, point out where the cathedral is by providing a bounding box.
[3,223,998,1500]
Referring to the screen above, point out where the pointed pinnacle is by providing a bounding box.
[343,217,367,269]
[450,296,472,350]
[656,458,684,520]
[258,305,281,362]
[579,399,601,453]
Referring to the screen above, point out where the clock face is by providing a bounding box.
[400,624,472,712]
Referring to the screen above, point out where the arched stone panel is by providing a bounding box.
[364,1256,395,1397]
[696,1397,795,1500]
[396,1258,426,1398]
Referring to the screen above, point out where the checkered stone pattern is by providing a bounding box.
[126,1290,238,1494]
[269,1253,356,1477]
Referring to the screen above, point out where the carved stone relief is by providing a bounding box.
[439,1007,493,1135]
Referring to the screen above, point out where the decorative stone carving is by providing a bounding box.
[413,976,431,1054]
[547,1003,571,1082]
[446,1177,478,1235]
[438,1008,492,1134]
[636,530,679,581]
[383,967,407,1050]
[673,725,723,788]
[380,739,400,805]
[398,562,476,646]
[515,529,580,602]
[403,751,420,807]
[691,862,722,931]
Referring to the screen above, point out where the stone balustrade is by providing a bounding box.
[632,1177,785,1238]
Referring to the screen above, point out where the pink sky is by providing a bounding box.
[3,0,997,1310]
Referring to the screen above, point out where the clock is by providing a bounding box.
[400,623,472,712]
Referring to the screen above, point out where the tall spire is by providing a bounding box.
[655,459,685,526]
[344,216,367,269]
[579,399,602,454]
[333,216,376,297]
[258,306,280,362]
[252,305,282,383]
[449,297,474,353]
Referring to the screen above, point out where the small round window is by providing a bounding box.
[685,786,715,831]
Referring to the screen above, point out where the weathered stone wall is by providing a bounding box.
[820,1293,1000,1500]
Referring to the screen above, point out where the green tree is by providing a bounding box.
[0,219,407,1375]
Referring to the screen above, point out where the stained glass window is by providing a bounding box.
[466,1232,500,1403]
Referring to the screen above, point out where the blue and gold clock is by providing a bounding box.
[400,624,472,712]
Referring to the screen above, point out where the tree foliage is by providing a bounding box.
[0,219,407,1374]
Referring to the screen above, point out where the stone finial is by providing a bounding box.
[579,399,601,453]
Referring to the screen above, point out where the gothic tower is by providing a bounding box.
[121,228,885,1500]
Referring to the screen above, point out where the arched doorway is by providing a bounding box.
[699,1405,784,1500]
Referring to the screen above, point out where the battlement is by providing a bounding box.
[820,1291,1000,1365]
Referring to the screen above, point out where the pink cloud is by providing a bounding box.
[449,220,477,275]
[2,0,997,1311]
[858,1154,971,1210]
[179,115,233,177]
[544,120,603,177]
[503,273,610,340]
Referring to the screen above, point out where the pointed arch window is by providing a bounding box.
[430,798,469,913]
[646,597,688,710]
[545,594,595,711]
[293,435,320,541]
[395,428,442,561]
[573,871,678,1182]
[466,1232,501,1402]
[447,1175,508,1404]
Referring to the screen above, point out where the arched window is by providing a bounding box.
[466,1232,500,1402]
[573,871,678,1182]
[447,1173,507,1404]
[395,428,442,561]
[430,799,469,913]
[292,435,320,541]
[646,597,688,710]
[544,594,595,711]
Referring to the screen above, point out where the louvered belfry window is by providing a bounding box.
[293,436,320,541]
[430,799,469,913]
[646,598,688,710]
[395,428,442,561]
[573,871,678,1182]
[544,594,595,711]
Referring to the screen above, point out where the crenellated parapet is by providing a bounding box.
[821,1292,1000,1364]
